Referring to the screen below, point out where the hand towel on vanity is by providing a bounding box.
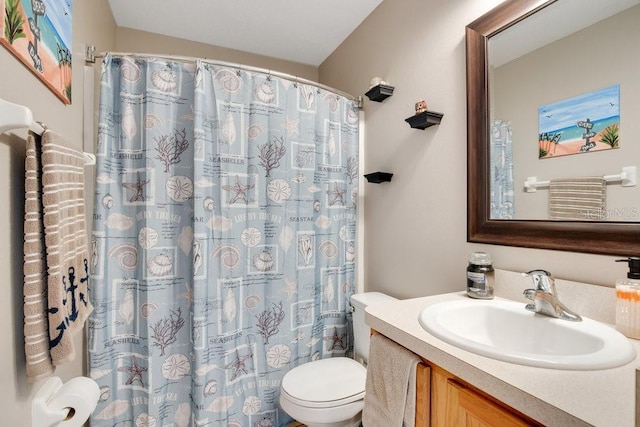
[362,333,421,427]
[23,130,93,379]
[23,133,54,382]
[548,176,606,220]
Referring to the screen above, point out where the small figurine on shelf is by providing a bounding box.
[369,77,382,88]
[415,99,428,114]
[369,77,390,89]
[365,78,395,102]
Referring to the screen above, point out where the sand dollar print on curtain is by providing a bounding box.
[89,54,359,426]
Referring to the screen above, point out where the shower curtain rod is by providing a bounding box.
[95,51,358,102]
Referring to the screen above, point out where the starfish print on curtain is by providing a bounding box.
[122,171,149,202]
[117,355,147,387]
[222,175,255,204]
[326,182,346,206]
[324,326,347,352]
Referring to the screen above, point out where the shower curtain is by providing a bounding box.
[490,119,514,219]
[89,54,359,427]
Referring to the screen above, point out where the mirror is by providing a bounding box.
[466,0,640,256]
[490,0,640,221]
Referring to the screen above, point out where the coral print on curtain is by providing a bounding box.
[89,54,359,426]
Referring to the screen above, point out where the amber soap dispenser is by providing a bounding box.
[615,257,640,339]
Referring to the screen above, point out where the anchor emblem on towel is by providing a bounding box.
[48,259,90,349]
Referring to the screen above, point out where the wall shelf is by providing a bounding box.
[405,110,444,130]
[365,84,395,102]
[364,172,393,183]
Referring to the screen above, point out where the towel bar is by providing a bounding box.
[524,166,636,193]
[0,97,96,166]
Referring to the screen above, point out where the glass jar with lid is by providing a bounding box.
[467,252,494,299]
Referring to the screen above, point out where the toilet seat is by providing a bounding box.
[281,357,366,409]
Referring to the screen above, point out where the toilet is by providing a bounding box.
[279,292,397,427]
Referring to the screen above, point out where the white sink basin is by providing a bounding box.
[418,299,636,370]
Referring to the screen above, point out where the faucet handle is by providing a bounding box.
[521,269,555,293]
[522,269,552,277]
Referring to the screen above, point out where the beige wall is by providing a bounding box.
[115,27,318,81]
[319,0,628,298]
[0,1,116,425]
[494,5,640,220]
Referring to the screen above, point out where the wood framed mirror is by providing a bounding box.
[466,0,640,256]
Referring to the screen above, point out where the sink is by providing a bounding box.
[418,299,636,370]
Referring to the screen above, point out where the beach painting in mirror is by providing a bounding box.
[1,0,72,104]
[538,85,620,159]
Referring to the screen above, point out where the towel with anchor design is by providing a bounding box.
[23,130,93,381]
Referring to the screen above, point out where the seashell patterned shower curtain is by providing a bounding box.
[490,119,514,219]
[89,54,359,426]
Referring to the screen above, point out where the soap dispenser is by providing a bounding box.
[615,257,640,339]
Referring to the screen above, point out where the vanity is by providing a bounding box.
[365,270,640,426]
[378,1,640,424]
[362,1,640,424]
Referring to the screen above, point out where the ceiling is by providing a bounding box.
[490,0,640,67]
[108,0,383,66]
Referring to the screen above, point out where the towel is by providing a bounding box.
[362,333,421,427]
[41,130,93,365]
[549,177,606,221]
[23,130,93,380]
[23,133,54,382]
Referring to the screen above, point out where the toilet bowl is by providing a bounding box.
[279,292,397,427]
[280,357,366,427]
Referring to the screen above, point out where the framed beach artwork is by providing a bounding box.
[538,84,620,159]
[1,0,72,104]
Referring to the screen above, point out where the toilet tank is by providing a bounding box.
[350,292,397,363]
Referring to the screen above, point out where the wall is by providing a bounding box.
[0,1,116,425]
[115,27,318,81]
[319,0,629,298]
[494,5,640,220]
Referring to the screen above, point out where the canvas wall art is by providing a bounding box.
[538,84,620,159]
[1,0,72,104]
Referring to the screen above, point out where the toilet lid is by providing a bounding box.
[281,358,366,407]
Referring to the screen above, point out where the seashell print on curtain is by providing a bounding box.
[89,54,359,427]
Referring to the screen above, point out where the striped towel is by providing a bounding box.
[549,177,606,221]
[23,130,93,381]
[24,133,54,382]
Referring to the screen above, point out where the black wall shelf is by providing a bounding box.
[405,110,444,130]
[365,84,395,102]
[364,172,393,183]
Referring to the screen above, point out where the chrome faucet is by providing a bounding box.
[522,270,582,322]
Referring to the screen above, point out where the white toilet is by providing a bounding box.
[279,292,397,427]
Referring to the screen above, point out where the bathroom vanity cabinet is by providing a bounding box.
[365,288,640,426]
[414,361,541,426]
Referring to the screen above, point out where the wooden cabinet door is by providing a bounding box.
[415,363,431,427]
[430,366,539,427]
[444,379,533,427]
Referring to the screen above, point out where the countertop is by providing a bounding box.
[365,291,640,427]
